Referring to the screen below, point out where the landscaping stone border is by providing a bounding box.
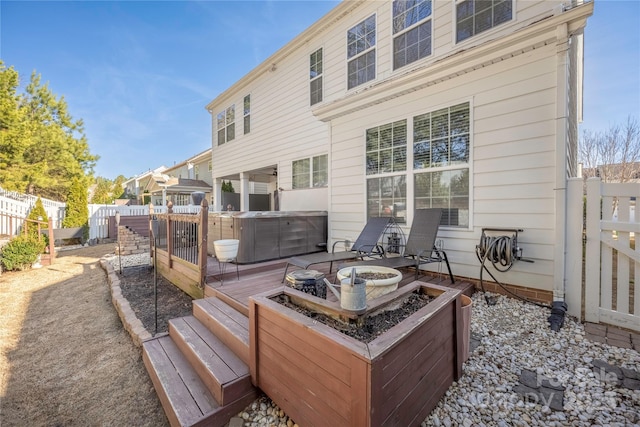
[100,256,153,347]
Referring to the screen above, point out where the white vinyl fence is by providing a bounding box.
[567,178,639,332]
[0,193,66,236]
[88,204,201,240]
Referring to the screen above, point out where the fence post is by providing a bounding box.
[167,201,173,268]
[584,177,601,323]
[199,199,209,288]
[47,217,55,261]
[565,178,584,320]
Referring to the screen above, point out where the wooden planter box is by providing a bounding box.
[248,282,464,427]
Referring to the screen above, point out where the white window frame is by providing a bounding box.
[310,48,323,106]
[454,0,514,44]
[243,95,251,135]
[391,0,434,70]
[346,14,377,90]
[216,105,235,145]
[292,154,328,189]
[364,101,473,229]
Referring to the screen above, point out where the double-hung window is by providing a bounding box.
[292,155,328,189]
[366,121,407,223]
[310,48,323,105]
[243,95,250,134]
[216,105,235,145]
[392,0,433,70]
[413,102,470,227]
[347,15,376,90]
[455,0,513,43]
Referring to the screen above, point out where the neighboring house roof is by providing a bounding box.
[164,148,212,175]
[144,174,211,194]
[124,166,168,186]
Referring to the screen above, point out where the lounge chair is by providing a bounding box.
[281,216,391,282]
[341,208,454,283]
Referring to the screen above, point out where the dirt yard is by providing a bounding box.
[0,243,170,426]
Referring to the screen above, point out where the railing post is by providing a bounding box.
[584,177,601,323]
[199,199,209,288]
[149,203,154,256]
[167,201,173,268]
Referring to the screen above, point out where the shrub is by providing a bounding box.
[0,235,46,271]
[63,178,89,242]
[26,197,50,246]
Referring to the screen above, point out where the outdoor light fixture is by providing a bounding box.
[115,212,122,274]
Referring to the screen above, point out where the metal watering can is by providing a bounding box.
[323,268,367,312]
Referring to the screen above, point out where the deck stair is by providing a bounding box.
[142,296,256,427]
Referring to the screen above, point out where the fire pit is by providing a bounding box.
[336,265,402,299]
[248,282,464,426]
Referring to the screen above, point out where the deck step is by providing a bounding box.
[193,297,250,365]
[143,336,257,427]
[169,316,253,406]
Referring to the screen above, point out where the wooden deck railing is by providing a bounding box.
[151,200,209,299]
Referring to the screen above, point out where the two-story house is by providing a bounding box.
[144,149,213,206]
[205,0,593,303]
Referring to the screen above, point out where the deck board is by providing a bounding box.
[205,255,474,312]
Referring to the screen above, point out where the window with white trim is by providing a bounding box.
[413,102,470,227]
[194,165,199,180]
[392,0,433,70]
[208,160,212,172]
[216,105,235,145]
[292,154,328,189]
[310,48,323,105]
[366,120,407,223]
[455,0,513,43]
[347,14,376,90]
[243,95,250,134]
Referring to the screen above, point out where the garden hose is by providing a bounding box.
[475,230,549,309]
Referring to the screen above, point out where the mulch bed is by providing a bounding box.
[118,266,193,334]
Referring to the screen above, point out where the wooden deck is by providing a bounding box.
[204,256,475,316]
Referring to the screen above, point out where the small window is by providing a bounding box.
[208,160,212,172]
[194,165,199,180]
[292,155,328,189]
[366,120,407,175]
[217,105,235,145]
[292,158,310,189]
[347,15,376,89]
[310,48,323,105]
[243,95,251,134]
[392,0,433,69]
[456,0,513,43]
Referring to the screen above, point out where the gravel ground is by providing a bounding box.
[108,253,639,427]
[226,293,640,427]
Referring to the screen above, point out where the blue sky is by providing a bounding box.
[1,0,639,181]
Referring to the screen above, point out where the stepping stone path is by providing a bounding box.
[514,369,565,411]
[592,359,640,391]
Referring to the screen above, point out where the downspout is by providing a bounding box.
[550,22,570,331]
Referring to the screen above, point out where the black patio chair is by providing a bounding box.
[281,216,391,283]
[342,208,454,283]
